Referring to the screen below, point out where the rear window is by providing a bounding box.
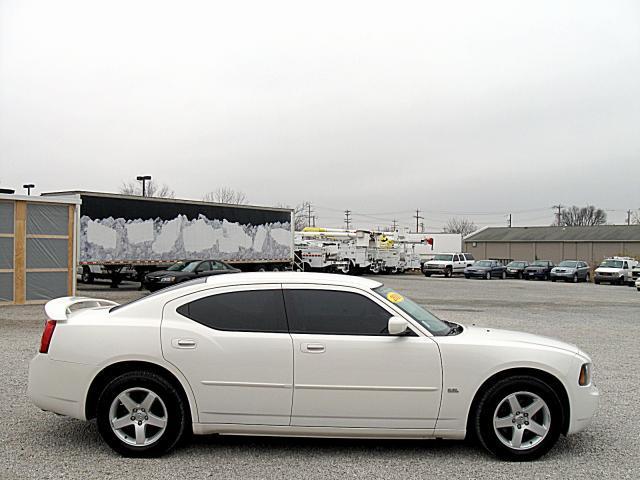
[109,278,207,313]
[177,289,288,333]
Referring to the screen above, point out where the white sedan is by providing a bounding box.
[28,273,598,461]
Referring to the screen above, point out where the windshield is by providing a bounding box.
[373,286,450,336]
[167,261,194,271]
[433,254,453,261]
[531,261,548,267]
[558,261,578,268]
[507,261,525,267]
[600,260,623,268]
[475,260,492,267]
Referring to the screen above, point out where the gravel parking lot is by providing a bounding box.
[1,275,638,479]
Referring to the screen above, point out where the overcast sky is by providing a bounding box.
[1,0,639,230]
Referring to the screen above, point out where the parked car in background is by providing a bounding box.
[422,253,475,278]
[505,261,529,279]
[524,260,555,280]
[632,264,640,283]
[636,277,640,291]
[550,261,590,283]
[142,260,240,291]
[29,272,598,461]
[464,260,506,279]
[594,257,638,285]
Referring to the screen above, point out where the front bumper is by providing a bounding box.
[568,383,600,435]
[465,270,489,278]
[28,354,94,420]
[594,274,622,283]
[550,272,575,280]
[505,270,523,277]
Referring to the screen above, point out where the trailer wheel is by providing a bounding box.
[271,266,280,272]
[82,267,95,284]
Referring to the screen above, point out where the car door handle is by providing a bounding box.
[172,338,197,349]
[301,343,325,353]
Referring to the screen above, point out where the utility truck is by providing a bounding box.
[42,191,294,286]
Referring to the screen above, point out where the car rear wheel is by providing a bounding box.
[474,376,562,461]
[96,371,189,457]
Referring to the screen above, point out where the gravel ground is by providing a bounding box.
[1,275,638,479]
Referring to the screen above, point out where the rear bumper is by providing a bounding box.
[28,354,94,420]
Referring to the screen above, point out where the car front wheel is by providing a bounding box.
[474,375,563,461]
[96,370,189,457]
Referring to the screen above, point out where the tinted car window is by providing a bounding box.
[465,254,474,261]
[284,289,392,335]
[177,289,288,333]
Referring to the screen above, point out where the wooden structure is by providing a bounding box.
[0,194,80,305]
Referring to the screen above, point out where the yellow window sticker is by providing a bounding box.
[386,292,404,303]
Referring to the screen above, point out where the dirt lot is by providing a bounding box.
[0,275,638,479]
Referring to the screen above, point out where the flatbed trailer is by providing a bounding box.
[43,191,294,287]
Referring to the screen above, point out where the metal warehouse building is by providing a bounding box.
[464,225,640,265]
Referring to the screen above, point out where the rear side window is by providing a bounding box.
[177,290,288,333]
[284,289,392,335]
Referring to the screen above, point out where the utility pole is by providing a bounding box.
[552,204,563,226]
[392,219,398,231]
[344,210,352,229]
[507,214,512,228]
[414,209,423,233]
[627,209,632,226]
[307,203,313,227]
[420,222,424,233]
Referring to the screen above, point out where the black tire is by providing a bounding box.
[551,278,556,282]
[501,271,506,280]
[474,375,563,461]
[444,268,453,278]
[594,279,600,285]
[81,267,94,284]
[518,272,523,280]
[96,370,189,457]
[424,272,432,277]
[585,273,590,283]
[465,275,470,279]
[572,274,578,283]
[485,271,491,280]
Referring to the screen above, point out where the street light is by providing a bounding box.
[23,184,35,195]
[136,175,151,197]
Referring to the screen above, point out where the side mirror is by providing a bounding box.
[388,316,410,336]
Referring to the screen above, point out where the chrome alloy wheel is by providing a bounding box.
[109,387,168,447]
[493,391,551,450]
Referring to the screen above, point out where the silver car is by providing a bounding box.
[550,260,590,283]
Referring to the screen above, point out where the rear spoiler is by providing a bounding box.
[44,296,119,321]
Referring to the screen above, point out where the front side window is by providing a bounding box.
[465,253,475,261]
[373,286,449,336]
[177,289,288,333]
[433,254,453,261]
[283,289,392,335]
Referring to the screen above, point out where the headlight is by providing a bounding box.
[579,363,592,386]
[160,276,176,283]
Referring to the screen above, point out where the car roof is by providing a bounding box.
[205,272,382,289]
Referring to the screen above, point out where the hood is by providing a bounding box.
[459,325,579,354]
[595,267,622,273]
[427,260,452,265]
[525,265,546,270]
[467,265,489,270]
[146,270,192,279]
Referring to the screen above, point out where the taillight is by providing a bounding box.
[39,320,57,354]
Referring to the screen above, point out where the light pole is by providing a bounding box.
[136,175,151,197]
[23,184,35,195]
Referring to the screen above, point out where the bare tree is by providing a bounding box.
[632,211,640,225]
[203,187,247,205]
[558,205,607,226]
[443,217,477,237]
[120,180,175,198]
[277,201,312,230]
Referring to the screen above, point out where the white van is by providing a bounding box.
[594,256,638,285]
